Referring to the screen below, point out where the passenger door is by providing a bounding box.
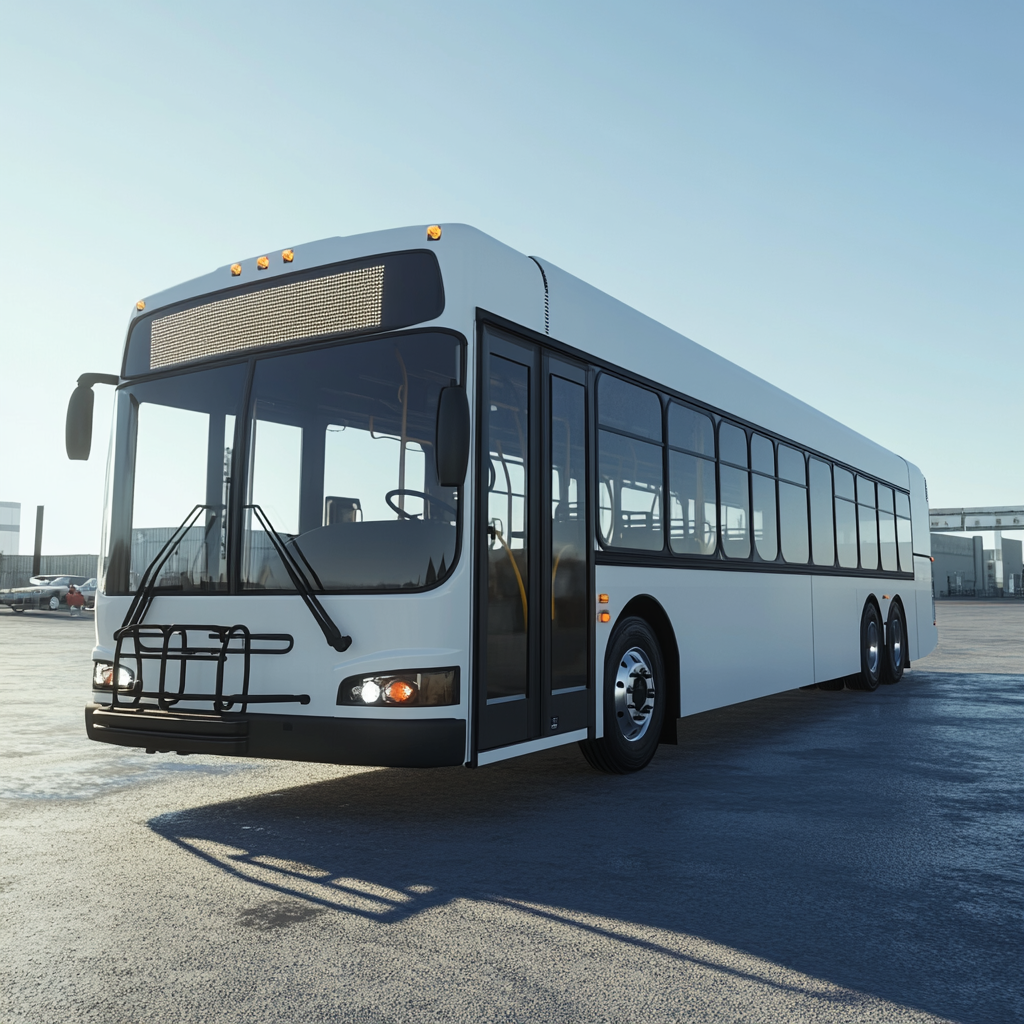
[474,325,592,756]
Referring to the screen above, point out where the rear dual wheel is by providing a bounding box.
[579,616,665,774]
[852,600,906,690]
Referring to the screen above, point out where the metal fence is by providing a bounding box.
[0,554,100,590]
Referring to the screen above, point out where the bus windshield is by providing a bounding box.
[104,332,462,594]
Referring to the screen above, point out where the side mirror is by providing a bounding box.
[435,386,470,487]
[66,373,119,461]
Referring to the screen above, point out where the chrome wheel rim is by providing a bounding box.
[613,647,656,742]
[866,619,880,676]
[890,616,903,669]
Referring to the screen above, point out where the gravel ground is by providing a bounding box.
[1,603,1021,1024]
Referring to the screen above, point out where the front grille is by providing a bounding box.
[150,264,385,369]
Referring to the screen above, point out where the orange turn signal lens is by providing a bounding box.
[282,248,294,263]
[598,593,609,604]
[256,255,269,270]
[230,263,242,276]
[599,611,611,623]
[135,300,146,311]
[384,680,417,704]
[426,224,442,240]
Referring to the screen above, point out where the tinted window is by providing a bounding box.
[859,504,879,570]
[778,445,805,484]
[834,467,855,501]
[720,465,750,558]
[779,482,809,563]
[878,486,895,516]
[719,423,748,467]
[598,375,662,441]
[895,490,911,519]
[879,509,897,571]
[836,497,858,568]
[242,333,461,591]
[857,475,876,507]
[752,473,778,561]
[669,451,717,555]
[668,404,714,456]
[751,434,774,475]
[897,517,913,571]
[597,430,663,550]
[809,459,835,566]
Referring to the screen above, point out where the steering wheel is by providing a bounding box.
[385,489,458,521]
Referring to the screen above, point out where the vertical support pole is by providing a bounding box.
[994,530,1003,595]
[32,505,44,578]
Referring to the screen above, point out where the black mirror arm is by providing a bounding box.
[78,373,120,389]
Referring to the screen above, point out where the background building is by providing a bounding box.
[0,501,20,556]
[932,533,1023,598]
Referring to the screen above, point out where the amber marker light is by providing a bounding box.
[384,679,417,704]
[598,594,609,604]
[135,300,145,311]
[282,248,294,263]
[256,255,270,270]
[426,224,442,240]
[230,263,242,276]
[599,612,611,623]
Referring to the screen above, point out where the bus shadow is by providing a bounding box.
[148,675,1021,1024]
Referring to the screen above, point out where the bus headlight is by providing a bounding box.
[338,668,459,707]
[93,662,135,691]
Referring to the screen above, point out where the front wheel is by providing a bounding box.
[579,616,666,774]
[881,602,906,685]
[48,595,61,611]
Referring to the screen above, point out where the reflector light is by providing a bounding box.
[426,225,442,240]
[598,594,609,604]
[256,256,270,270]
[136,300,146,311]
[599,612,611,623]
[230,263,242,276]
[282,249,294,263]
[384,680,417,704]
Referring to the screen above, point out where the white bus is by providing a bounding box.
[68,224,937,774]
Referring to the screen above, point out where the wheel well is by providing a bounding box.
[618,595,679,745]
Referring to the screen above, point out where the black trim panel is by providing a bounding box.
[85,703,466,768]
[596,550,914,579]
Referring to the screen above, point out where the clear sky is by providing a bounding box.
[1,0,1020,555]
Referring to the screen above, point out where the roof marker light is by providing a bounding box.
[426,225,442,240]
[230,263,242,276]
[282,249,294,263]
[135,300,146,311]
[256,256,270,270]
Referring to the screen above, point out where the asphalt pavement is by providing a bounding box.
[1,602,1021,1023]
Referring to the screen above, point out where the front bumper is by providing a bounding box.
[85,703,466,768]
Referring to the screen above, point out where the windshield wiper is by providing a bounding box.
[121,504,215,631]
[247,504,352,653]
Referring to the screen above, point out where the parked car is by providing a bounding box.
[0,575,93,613]
[78,578,98,609]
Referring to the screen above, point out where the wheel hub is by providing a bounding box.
[614,647,656,743]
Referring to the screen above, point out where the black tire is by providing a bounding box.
[579,616,666,774]
[881,601,906,685]
[11,606,25,613]
[851,601,883,691]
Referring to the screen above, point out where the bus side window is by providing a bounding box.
[778,445,808,564]
[857,476,879,570]
[718,422,750,559]
[878,485,898,572]
[895,490,913,571]
[809,458,835,566]
[597,375,664,552]
[750,433,777,561]
[834,467,858,568]
[668,402,717,556]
